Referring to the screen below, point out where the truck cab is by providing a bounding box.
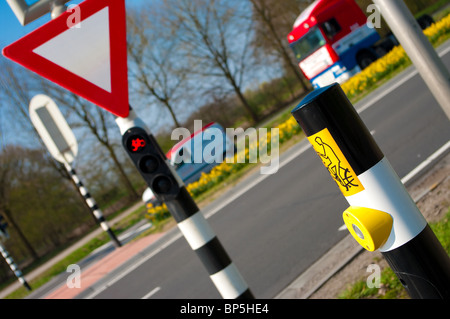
[287,0,381,88]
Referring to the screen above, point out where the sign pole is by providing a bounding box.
[62,160,122,248]
[5,0,71,25]
[372,0,450,120]
[29,94,121,248]
[291,83,450,299]
[0,215,32,291]
[0,243,32,291]
[116,108,254,299]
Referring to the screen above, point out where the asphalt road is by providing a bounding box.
[72,41,450,299]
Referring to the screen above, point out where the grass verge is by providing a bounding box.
[338,209,450,299]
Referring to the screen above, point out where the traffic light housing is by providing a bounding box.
[122,127,181,202]
[0,214,9,240]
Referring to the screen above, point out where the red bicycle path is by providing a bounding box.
[44,231,166,299]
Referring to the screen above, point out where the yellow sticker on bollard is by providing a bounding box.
[308,128,364,196]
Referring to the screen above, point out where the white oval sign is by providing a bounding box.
[29,94,78,163]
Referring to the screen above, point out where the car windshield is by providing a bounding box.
[290,27,327,62]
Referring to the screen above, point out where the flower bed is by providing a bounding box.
[342,12,450,100]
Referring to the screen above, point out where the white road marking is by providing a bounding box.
[83,233,181,299]
[141,286,161,299]
[204,142,312,219]
[355,43,450,114]
[356,70,418,114]
[401,140,450,185]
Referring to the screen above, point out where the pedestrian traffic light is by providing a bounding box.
[0,214,9,240]
[122,127,181,201]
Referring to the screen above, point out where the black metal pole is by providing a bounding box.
[0,243,32,291]
[291,83,450,299]
[116,109,253,299]
[64,162,121,248]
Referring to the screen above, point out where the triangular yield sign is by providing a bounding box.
[2,0,129,118]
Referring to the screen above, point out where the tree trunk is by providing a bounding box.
[105,144,140,200]
[250,0,310,92]
[2,207,39,262]
[164,101,182,128]
[235,86,259,124]
[226,73,260,124]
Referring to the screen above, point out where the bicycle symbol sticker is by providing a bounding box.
[308,128,364,196]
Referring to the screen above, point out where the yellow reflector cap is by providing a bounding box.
[343,206,393,251]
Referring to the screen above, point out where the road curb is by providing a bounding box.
[275,234,362,299]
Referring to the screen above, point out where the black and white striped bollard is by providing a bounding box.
[291,83,450,299]
[64,162,122,248]
[0,243,31,291]
[116,109,253,299]
[167,188,252,299]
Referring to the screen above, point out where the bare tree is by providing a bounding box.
[127,6,193,128]
[0,62,115,226]
[0,145,95,265]
[0,146,39,261]
[0,60,139,203]
[162,0,261,124]
[0,61,77,193]
[249,0,311,92]
[0,60,44,143]
[46,89,140,200]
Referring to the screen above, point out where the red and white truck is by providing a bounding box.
[287,0,397,88]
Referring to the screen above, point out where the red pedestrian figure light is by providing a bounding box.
[131,137,146,152]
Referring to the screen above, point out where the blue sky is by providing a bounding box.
[0,0,147,48]
[0,0,152,149]
[0,1,82,48]
[0,0,80,150]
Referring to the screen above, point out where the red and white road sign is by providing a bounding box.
[2,0,129,118]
